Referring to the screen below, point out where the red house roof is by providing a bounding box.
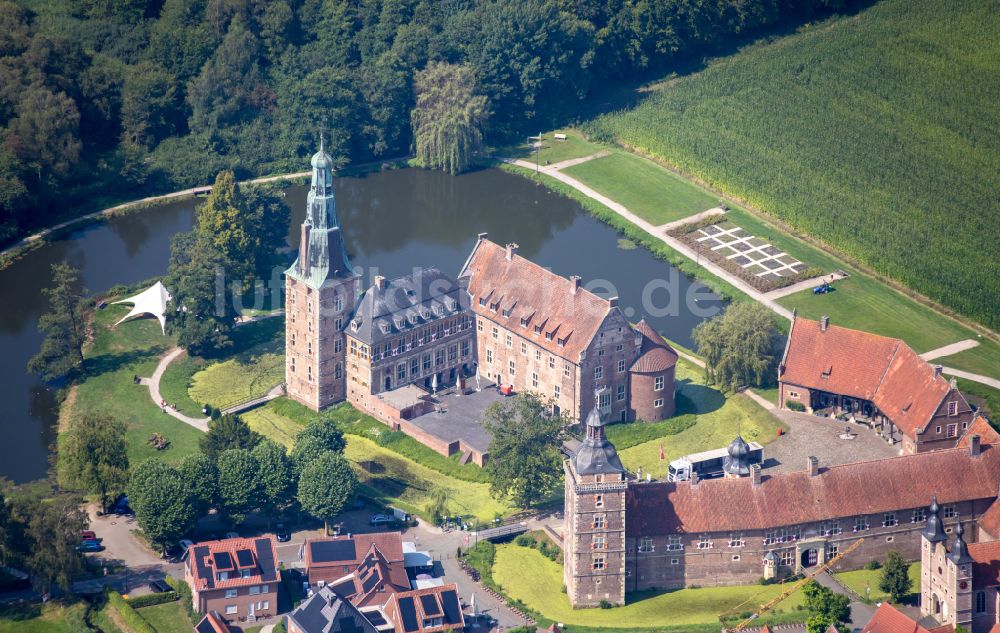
[861,603,949,633]
[631,320,678,374]
[627,442,1000,535]
[780,318,961,439]
[383,584,464,633]
[970,541,1000,588]
[460,238,615,360]
[306,533,405,570]
[187,537,279,592]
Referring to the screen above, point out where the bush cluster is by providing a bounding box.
[106,591,156,633]
[125,591,179,609]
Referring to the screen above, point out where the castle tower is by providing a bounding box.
[564,403,627,608]
[285,138,361,410]
[723,435,751,479]
[921,497,950,621]
[946,520,974,630]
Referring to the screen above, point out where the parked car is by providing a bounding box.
[179,539,194,559]
[370,513,391,527]
[80,530,97,540]
[77,540,104,552]
[225,532,240,539]
[148,580,172,593]
[113,496,132,515]
[275,524,291,542]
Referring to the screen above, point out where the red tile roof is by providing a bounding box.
[958,414,1000,448]
[187,537,279,592]
[631,320,678,373]
[861,603,939,633]
[970,541,1000,588]
[627,443,1000,535]
[978,498,1000,540]
[987,623,1000,633]
[327,544,411,608]
[780,318,958,438]
[460,238,614,359]
[195,611,234,633]
[384,584,464,633]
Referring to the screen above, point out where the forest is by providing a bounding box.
[0,0,852,245]
[583,0,1000,330]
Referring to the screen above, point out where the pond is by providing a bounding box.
[0,166,723,483]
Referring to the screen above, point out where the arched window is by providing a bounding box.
[976,591,987,613]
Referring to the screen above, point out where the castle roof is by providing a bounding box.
[459,238,616,360]
[969,541,1000,588]
[630,320,678,374]
[626,442,1000,535]
[861,603,947,633]
[780,318,964,439]
[348,268,470,347]
[572,406,625,476]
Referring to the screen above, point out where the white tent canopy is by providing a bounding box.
[113,281,171,334]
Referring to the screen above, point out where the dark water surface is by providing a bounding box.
[0,167,722,483]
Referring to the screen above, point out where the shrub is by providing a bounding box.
[599,599,614,609]
[165,576,198,625]
[125,591,179,608]
[106,590,157,633]
[786,400,806,412]
[866,559,882,570]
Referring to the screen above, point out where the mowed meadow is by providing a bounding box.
[586,0,1000,331]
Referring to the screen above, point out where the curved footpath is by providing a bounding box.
[510,156,1000,389]
[141,347,209,431]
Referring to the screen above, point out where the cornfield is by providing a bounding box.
[586,0,1000,330]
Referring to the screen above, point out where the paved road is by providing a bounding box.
[919,339,979,360]
[658,206,726,231]
[940,366,1000,389]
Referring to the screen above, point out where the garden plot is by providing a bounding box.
[673,221,815,291]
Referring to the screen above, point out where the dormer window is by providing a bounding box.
[432,303,444,316]
[820,365,832,379]
[489,302,499,312]
[378,320,390,334]
[534,324,543,334]
[479,297,486,306]
[545,332,553,341]
[393,316,405,329]
[444,297,457,311]
[351,320,360,332]
[557,337,566,348]
[520,318,529,327]
[408,311,420,325]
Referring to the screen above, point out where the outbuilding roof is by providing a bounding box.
[626,441,1000,535]
[630,320,678,374]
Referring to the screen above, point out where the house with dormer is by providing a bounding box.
[184,537,281,622]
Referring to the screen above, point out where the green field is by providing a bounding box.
[586,0,1000,331]
[615,359,785,476]
[158,351,208,418]
[135,602,191,633]
[0,601,91,633]
[64,305,203,479]
[345,435,515,522]
[834,564,921,604]
[492,544,805,627]
[188,320,285,409]
[563,152,719,225]
[501,129,604,165]
[936,340,1000,378]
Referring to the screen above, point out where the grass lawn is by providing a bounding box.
[188,334,284,410]
[501,129,604,165]
[62,305,202,482]
[0,601,90,633]
[562,152,719,225]
[492,544,805,627]
[135,601,192,633]
[614,360,785,476]
[345,435,516,522]
[157,350,208,418]
[242,400,306,448]
[834,563,921,604]
[936,339,1000,378]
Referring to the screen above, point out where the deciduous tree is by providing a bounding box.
[216,448,260,524]
[692,302,781,392]
[482,393,563,508]
[199,415,262,461]
[297,452,356,534]
[128,460,199,552]
[252,439,296,520]
[290,417,346,472]
[27,261,89,382]
[60,414,129,513]
[411,62,489,175]
[19,493,87,595]
[803,580,850,633]
[179,453,218,516]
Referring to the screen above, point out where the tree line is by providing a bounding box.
[0,0,855,244]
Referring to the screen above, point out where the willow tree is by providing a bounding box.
[411,62,489,175]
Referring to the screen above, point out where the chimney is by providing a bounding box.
[750,464,762,487]
[505,242,519,261]
[934,365,943,378]
[609,296,619,307]
[477,232,488,242]
[570,275,582,295]
[949,377,957,390]
[820,315,829,332]
[807,456,819,476]
[970,435,981,458]
[374,275,386,290]
[299,223,311,275]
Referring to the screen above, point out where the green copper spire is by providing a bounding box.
[287,138,355,288]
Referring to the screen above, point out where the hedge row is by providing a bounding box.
[106,590,156,633]
[125,591,179,609]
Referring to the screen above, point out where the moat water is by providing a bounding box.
[0,167,724,483]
